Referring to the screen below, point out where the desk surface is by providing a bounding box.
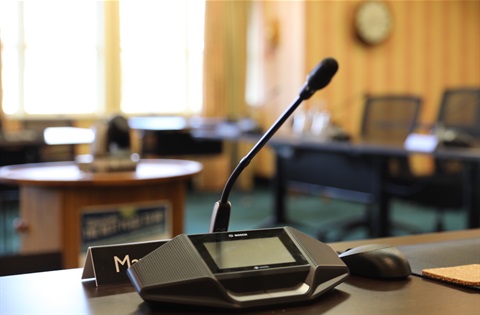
[0,159,203,187]
[1,229,479,315]
[267,134,480,237]
[269,135,480,161]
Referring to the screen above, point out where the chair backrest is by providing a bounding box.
[437,88,480,140]
[360,95,422,144]
[22,119,75,161]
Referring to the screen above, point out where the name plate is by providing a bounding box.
[81,201,171,250]
[81,239,168,286]
[404,133,439,152]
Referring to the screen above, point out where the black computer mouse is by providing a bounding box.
[339,244,411,279]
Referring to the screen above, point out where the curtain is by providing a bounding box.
[203,0,250,119]
[201,1,254,191]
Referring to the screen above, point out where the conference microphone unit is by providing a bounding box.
[210,57,338,232]
[127,58,349,309]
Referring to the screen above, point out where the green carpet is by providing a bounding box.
[184,185,466,241]
[0,185,467,256]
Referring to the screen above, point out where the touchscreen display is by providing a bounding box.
[204,236,296,269]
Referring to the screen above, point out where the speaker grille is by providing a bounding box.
[130,235,213,288]
[286,226,344,267]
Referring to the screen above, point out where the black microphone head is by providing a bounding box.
[299,57,339,100]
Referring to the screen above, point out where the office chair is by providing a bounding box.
[435,87,480,141]
[22,119,75,161]
[383,87,480,231]
[360,95,423,145]
[317,95,423,241]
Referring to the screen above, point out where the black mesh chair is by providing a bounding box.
[22,119,75,162]
[437,87,480,140]
[383,88,480,231]
[318,95,423,241]
[361,95,423,145]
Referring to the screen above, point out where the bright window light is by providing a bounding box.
[0,0,205,117]
[1,0,98,115]
[119,0,205,115]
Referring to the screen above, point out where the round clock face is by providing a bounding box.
[355,1,392,45]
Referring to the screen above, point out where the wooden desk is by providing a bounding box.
[0,229,478,314]
[0,159,202,268]
[269,136,480,237]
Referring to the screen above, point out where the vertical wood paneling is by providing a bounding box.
[386,1,401,93]
[306,0,334,107]
[408,1,425,96]
[255,0,479,178]
[320,1,340,106]
[424,2,447,122]
[299,0,480,135]
[335,2,361,131]
[460,0,480,84]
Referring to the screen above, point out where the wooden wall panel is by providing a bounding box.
[301,0,480,135]
[252,0,479,179]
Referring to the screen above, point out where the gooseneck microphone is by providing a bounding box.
[209,57,339,232]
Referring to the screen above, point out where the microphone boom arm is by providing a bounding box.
[210,96,303,233]
[220,96,303,205]
[209,57,339,233]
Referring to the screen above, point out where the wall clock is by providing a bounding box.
[354,1,393,45]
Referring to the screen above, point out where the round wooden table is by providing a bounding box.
[0,159,202,268]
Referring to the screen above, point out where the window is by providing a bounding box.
[120,0,205,115]
[0,0,205,117]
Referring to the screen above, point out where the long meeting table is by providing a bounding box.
[268,135,480,238]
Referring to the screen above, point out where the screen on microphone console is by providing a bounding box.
[203,237,296,270]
